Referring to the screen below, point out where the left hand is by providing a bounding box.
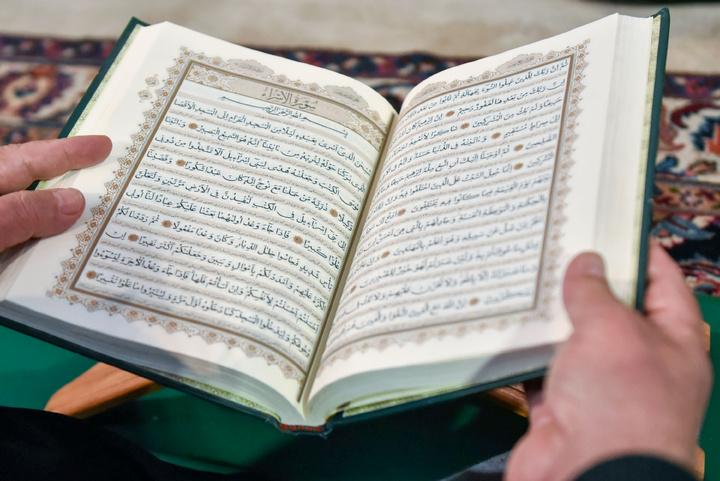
[0,136,112,253]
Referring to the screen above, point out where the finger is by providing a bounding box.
[562,252,632,331]
[644,242,703,339]
[0,188,85,251]
[0,136,112,194]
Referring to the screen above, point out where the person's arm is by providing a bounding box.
[505,244,712,481]
[0,136,112,251]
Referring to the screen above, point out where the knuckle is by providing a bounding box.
[14,191,46,224]
[0,142,23,160]
[0,144,38,193]
[0,191,50,239]
[1,143,35,175]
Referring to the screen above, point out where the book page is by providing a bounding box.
[4,22,395,409]
[310,14,649,400]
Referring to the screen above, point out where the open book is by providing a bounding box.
[0,10,667,431]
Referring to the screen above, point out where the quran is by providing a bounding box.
[0,11,667,431]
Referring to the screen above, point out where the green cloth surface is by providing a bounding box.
[0,324,524,480]
[699,295,720,481]
[0,294,717,480]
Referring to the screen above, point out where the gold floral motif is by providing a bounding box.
[186,62,388,150]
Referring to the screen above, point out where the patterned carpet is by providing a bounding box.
[1,34,719,296]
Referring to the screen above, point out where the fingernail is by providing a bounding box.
[583,254,606,278]
[54,189,85,215]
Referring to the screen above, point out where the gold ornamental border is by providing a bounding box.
[49,48,391,384]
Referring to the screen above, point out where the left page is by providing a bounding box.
[0,21,395,423]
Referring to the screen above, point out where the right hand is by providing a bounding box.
[506,243,712,481]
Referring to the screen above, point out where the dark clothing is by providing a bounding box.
[575,455,697,481]
[0,407,272,481]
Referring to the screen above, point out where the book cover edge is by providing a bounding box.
[634,8,670,312]
[58,18,149,140]
[324,368,545,430]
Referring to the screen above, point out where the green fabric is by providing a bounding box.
[0,324,524,480]
[699,295,720,481]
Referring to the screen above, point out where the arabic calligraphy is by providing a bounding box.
[324,56,575,357]
[72,62,383,372]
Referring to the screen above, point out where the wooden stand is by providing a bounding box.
[45,362,161,418]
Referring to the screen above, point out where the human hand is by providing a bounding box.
[0,136,112,253]
[505,243,712,481]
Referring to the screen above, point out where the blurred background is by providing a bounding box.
[0,0,718,71]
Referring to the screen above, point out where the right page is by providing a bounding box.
[307,11,665,417]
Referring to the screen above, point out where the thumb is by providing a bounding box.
[0,188,85,251]
[562,252,632,332]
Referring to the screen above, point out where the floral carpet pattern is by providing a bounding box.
[1,34,718,296]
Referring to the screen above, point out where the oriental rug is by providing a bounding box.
[1,34,718,296]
